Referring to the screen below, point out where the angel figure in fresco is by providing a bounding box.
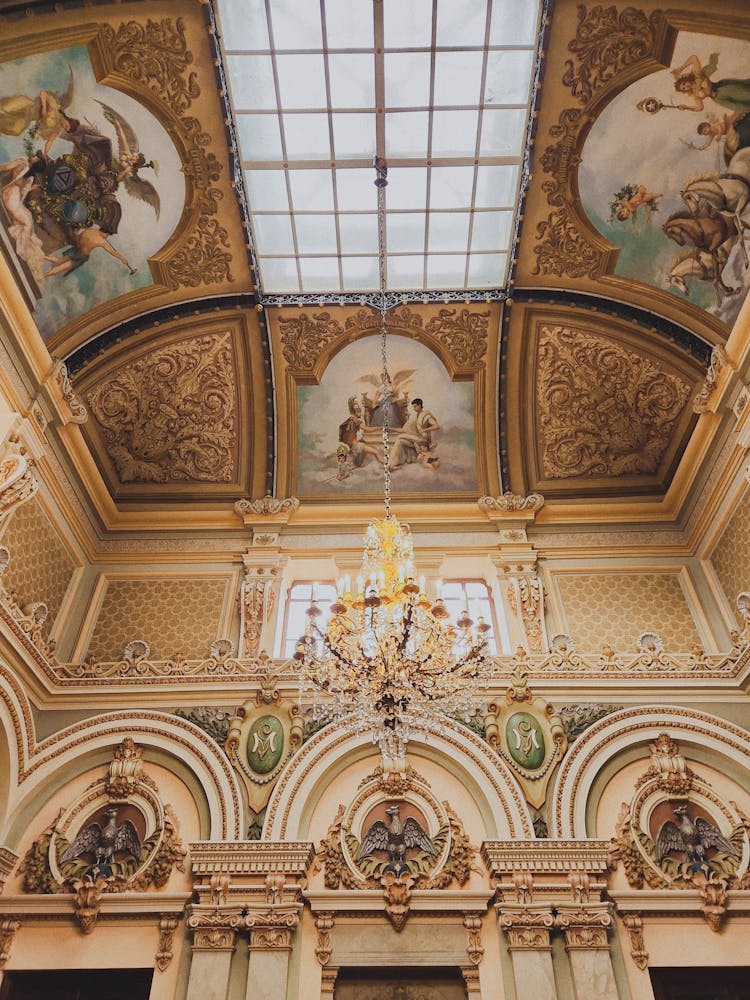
[0,66,76,154]
[358,369,415,429]
[96,101,161,218]
[609,183,662,225]
[687,112,750,165]
[672,53,750,116]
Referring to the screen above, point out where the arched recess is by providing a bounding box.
[264,717,534,842]
[0,683,242,848]
[550,705,750,839]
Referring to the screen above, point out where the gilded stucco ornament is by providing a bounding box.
[86,332,238,484]
[609,734,749,931]
[225,667,304,814]
[19,739,186,933]
[316,765,477,930]
[482,668,567,809]
[0,440,38,525]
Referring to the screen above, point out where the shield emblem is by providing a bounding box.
[49,163,77,193]
[247,715,284,774]
[506,712,546,770]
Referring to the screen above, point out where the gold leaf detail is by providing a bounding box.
[278,312,344,370]
[424,308,489,365]
[537,325,691,478]
[87,333,238,484]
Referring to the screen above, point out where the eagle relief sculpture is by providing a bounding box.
[655,804,741,874]
[60,806,142,876]
[357,804,437,876]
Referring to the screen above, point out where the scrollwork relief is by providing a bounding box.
[87,333,237,484]
[537,325,691,478]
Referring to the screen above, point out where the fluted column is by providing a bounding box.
[185,906,242,1000]
[498,906,557,1000]
[245,905,300,1000]
[555,906,618,1000]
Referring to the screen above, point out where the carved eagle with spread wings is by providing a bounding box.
[61,806,142,867]
[357,804,436,867]
[655,805,740,867]
[95,101,161,219]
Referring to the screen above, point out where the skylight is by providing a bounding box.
[217,0,541,295]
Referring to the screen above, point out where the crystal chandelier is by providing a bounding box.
[295,159,491,760]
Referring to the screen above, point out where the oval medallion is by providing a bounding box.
[247,715,284,774]
[506,712,546,770]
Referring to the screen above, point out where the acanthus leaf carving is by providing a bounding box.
[562,5,665,106]
[87,333,237,485]
[0,918,21,968]
[479,492,545,514]
[156,915,179,971]
[537,325,691,479]
[423,307,489,365]
[278,312,344,371]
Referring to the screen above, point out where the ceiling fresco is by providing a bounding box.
[0,0,748,529]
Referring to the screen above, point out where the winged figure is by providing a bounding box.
[95,101,161,219]
[655,804,740,868]
[61,806,141,867]
[357,804,436,869]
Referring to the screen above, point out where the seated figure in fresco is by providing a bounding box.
[390,398,440,470]
[672,53,750,116]
[337,397,384,474]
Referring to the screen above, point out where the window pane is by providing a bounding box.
[467,252,506,286]
[429,166,474,209]
[269,0,323,50]
[430,110,479,157]
[433,51,484,107]
[386,112,429,159]
[276,54,328,108]
[428,213,470,253]
[259,256,299,292]
[332,113,376,159]
[329,54,376,109]
[244,169,290,212]
[324,0,375,48]
[474,164,519,208]
[471,210,513,251]
[479,108,527,156]
[341,256,379,289]
[426,254,466,288]
[435,2,487,46]
[289,169,335,211]
[219,0,270,50]
[386,167,427,211]
[226,55,277,109]
[388,213,426,253]
[388,255,424,289]
[252,214,295,254]
[338,213,378,253]
[295,214,338,254]
[484,50,535,105]
[283,113,332,159]
[385,52,431,107]
[299,256,341,290]
[237,114,283,161]
[490,0,539,46]
[383,0,433,49]
[335,168,378,211]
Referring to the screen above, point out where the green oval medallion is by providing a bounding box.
[506,712,546,770]
[247,715,284,774]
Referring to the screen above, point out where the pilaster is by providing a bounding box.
[555,905,618,1000]
[185,904,243,1000]
[497,906,556,1000]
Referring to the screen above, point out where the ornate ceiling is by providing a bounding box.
[0,0,747,532]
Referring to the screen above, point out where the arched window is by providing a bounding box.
[279,581,337,659]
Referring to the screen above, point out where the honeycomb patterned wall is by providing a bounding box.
[711,486,750,621]
[555,573,700,651]
[86,577,230,661]
[1,498,75,626]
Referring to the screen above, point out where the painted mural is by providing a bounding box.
[580,32,750,328]
[296,335,477,497]
[0,44,183,339]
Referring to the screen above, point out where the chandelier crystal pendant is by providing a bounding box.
[295,159,492,760]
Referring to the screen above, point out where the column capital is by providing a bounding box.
[186,904,243,952]
[498,906,555,951]
[555,905,613,950]
[245,903,301,951]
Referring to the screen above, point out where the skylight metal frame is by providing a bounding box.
[214,0,544,300]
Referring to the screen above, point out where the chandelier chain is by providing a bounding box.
[376,162,392,520]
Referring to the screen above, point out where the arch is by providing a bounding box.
[0,704,243,847]
[550,705,750,839]
[265,717,534,841]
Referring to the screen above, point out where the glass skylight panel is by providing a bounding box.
[385,113,429,160]
[429,213,471,253]
[468,253,506,287]
[218,0,541,293]
[259,256,300,293]
[430,110,480,158]
[268,0,323,50]
[433,52,484,108]
[335,169,378,212]
[282,114,332,160]
[479,108,527,157]
[388,256,425,290]
[294,215,338,255]
[429,167,475,210]
[298,257,341,290]
[331,113,376,159]
[338,214,378,254]
[288,170,335,212]
[471,210,513,251]
[324,0,375,49]
[489,0,539,46]
[251,214,295,255]
[237,115,283,161]
[226,55,277,110]
[244,170,290,212]
[384,53,432,108]
[387,213,427,254]
[328,55,376,109]
[484,51,535,105]
[275,55,328,108]
[435,3,488,46]
[383,0,433,49]
[475,165,519,208]
[220,0,270,51]
[341,256,379,290]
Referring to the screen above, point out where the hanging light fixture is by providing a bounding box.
[295,159,492,760]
